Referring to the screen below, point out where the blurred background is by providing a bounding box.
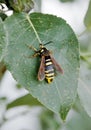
[0,0,91,130]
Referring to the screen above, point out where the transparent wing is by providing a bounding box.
[51,56,63,74]
[38,56,45,81]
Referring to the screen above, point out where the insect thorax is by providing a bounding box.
[39,47,50,56]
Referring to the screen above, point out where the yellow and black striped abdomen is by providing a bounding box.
[45,56,54,83]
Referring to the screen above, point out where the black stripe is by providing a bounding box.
[45,55,51,59]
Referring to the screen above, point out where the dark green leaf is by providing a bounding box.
[0,0,6,3]
[84,0,91,29]
[16,83,23,89]
[9,0,34,13]
[7,94,42,109]
[0,96,7,101]
[0,12,7,21]
[4,13,79,120]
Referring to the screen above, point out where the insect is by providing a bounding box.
[29,41,63,83]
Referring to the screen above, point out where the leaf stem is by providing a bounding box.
[80,52,91,65]
[26,14,42,44]
[77,28,91,37]
[80,52,91,57]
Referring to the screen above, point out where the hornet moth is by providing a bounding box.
[28,41,63,83]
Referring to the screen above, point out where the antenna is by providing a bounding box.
[44,41,53,46]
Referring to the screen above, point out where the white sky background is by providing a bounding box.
[0,0,90,130]
[42,0,89,34]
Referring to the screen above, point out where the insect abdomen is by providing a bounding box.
[45,56,54,83]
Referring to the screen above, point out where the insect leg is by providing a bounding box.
[25,44,39,58]
[29,52,39,58]
[28,45,37,52]
[25,44,37,52]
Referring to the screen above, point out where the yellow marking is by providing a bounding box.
[45,69,54,73]
[46,59,50,62]
[41,49,44,52]
[46,77,54,79]
[46,77,54,83]
[45,73,54,77]
[45,62,52,66]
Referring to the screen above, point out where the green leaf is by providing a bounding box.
[4,13,79,120]
[9,0,34,13]
[0,0,6,3]
[0,18,6,61]
[84,0,91,29]
[40,109,60,130]
[7,94,42,109]
[78,61,91,117]
[0,12,7,21]
[60,0,74,2]
[0,96,7,101]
